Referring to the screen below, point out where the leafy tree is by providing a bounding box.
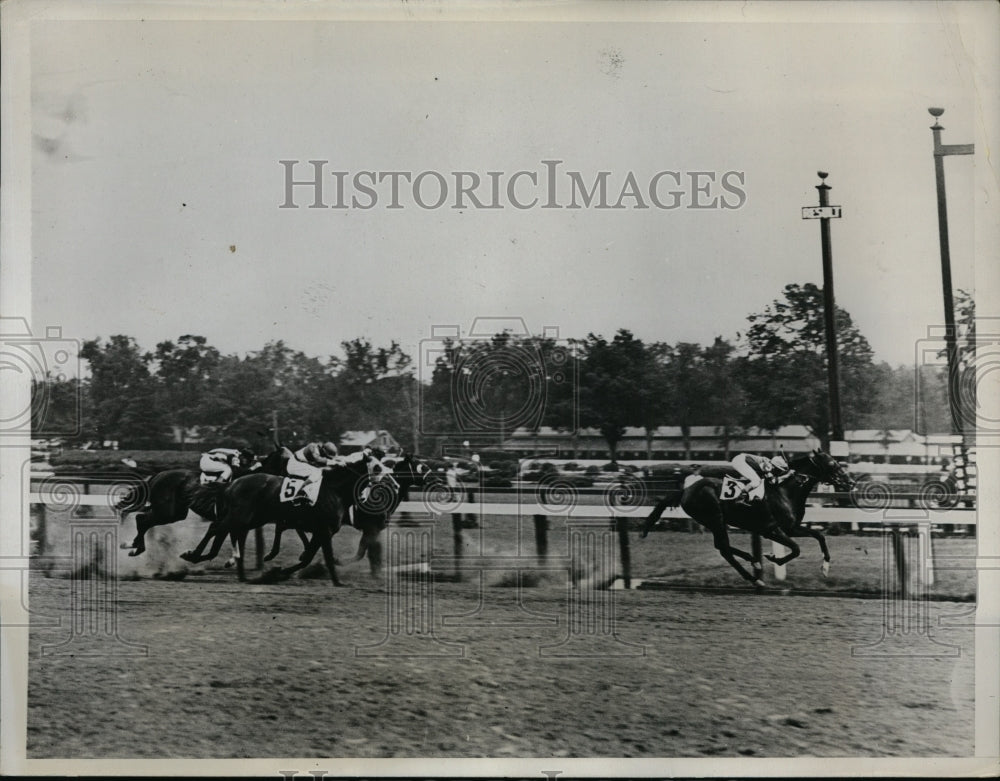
[700,337,747,458]
[30,375,86,440]
[419,331,578,453]
[152,335,220,448]
[578,329,664,463]
[662,341,711,459]
[205,341,337,448]
[333,338,418,450]
[80,335,168,447]
[741,283,878,449]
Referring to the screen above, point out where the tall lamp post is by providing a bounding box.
[802,172,846,455]
[928,108,974,442]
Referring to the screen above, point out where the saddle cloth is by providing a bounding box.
[279,476,317,504]
[720,475,750,501]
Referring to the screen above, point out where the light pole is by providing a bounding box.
[802,172,846,452]
[928,107,974,443]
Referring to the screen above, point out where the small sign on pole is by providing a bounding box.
[802,205,843,219]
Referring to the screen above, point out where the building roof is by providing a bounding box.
[340,429,399,447]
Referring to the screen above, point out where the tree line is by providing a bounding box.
[32,283,974,458]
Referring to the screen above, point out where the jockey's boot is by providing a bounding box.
[293,479,314,507]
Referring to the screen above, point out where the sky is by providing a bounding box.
[27,6,986,377]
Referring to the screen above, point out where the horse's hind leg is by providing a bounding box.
[641,495,675,538]
[707,518,763,587]
[295,530,312,562]
[124,511,152,554]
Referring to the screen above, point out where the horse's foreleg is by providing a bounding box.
[319,529,343,587]
[263,522,286,562]
[789,525,830,575]
[198,522,232,563]
[762,527,802,566]
[180,521,221,563]
[366,535,383,579]
[234,530,249,582]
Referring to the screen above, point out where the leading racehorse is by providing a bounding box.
[639,451,854,587]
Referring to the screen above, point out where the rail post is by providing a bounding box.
[533,514,549,564]
[450,512,463,582]
[771,541,788,581]
[891,527,909,599]
[615,516,632,589]
[540,519,643,657]
[852,513,959,657]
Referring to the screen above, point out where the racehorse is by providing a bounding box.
[178,451,384,586]
[639,451,854,587]
[117,451,257,557]
[259,450,430,578]
[346,451,430,576]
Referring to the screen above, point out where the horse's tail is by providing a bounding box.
[189,481,225,521]
[114,479,148,514]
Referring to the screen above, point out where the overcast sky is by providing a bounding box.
[28,6,984,374]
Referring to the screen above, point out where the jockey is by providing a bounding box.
[731,453,790,501]
[286,441,345,505]
[199,447,243,485]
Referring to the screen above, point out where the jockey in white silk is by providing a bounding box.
[731,453,790,501]
[282,441,339,505]
[199,447,242,485]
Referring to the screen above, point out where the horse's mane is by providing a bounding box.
[788,453,817,472]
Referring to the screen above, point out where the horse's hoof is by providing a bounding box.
[753,579,767,589]
[128,549,143,558]
[119,542,134,550]
[764,554,778,564]
[821,561,830,577]
[179,551,196,563]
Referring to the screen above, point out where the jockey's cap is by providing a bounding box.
[321,441,338,457]
[772,455,788,471]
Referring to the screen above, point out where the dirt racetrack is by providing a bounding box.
[28,525,975,759]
